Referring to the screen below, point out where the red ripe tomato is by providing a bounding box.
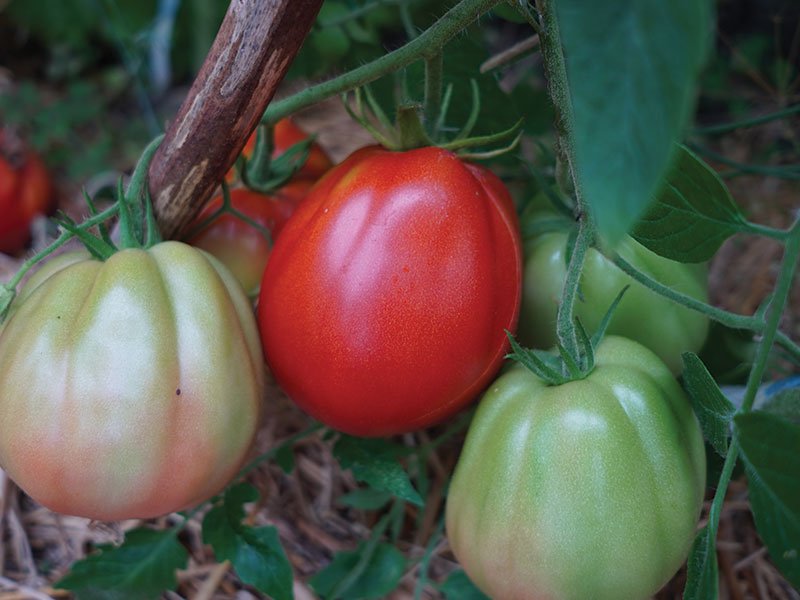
[229,118,333,182]
[0,139,53,254]
[188,181,313,295]
[258,146,523,436]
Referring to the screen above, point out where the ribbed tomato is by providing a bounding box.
[258,146,522,436]
[446,336,706,600]
[0,242,264,520]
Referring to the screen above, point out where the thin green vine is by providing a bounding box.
[701,216,800,560]
[262,0,504,125]
[608,251,800,361]
[0,203,119,318]
[693,103,800,136]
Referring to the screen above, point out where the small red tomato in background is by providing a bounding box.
[192,118,333,294]
[0,134,54,255]
[258,146,523,437]
[189,181,312,294]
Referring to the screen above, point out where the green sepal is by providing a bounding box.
[83,190,115,248]
[143,187,163,248]
[396,104,435,150]
[590,285,630,348]
[505,331,570,385]
[451,79,481,142]
[557,341,584,379]
[53,213,116,261]
[116,176,138,250]
[114,134,165,249]
[574,318,595,372]
[244,137,315,193]
[440,117,524,153]
[244,123,275,185]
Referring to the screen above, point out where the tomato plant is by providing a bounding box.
[188,181,313,294]
[192,117,332,294]
[518,225,710,374]
[258,145,522,436]
[0,138,53,254]
[3,0,799,598]
[0,241,264,521]
[446,335,707,600]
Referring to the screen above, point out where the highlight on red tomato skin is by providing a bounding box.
[257,145,523,437]
[188,181,314,295]
[0,242,265,521]
[0,142,54,255]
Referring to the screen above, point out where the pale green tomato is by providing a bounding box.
[0,242,264,521]
[518,232,709,374]
[446,336,706,600]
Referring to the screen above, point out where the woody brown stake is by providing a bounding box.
[148,0,323,239]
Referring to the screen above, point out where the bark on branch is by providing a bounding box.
[148,0,323,239]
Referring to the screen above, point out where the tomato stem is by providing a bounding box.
[699,215,800,567]
[739,216,800,414]
[555,213,593,369]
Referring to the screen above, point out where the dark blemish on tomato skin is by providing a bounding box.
[176,388,181,396]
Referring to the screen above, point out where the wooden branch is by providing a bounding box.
[148,0,323,239]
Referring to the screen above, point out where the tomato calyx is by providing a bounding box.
[343,85,523,157]
[236,123,316,193]
[506,284,630,386]
[55,135,165,263]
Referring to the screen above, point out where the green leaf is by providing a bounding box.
[310,542,405,599]
[633,145,748,262]
[683,525,719,600]
[55,528,188,600]
[275,444,296,474]
[202,483,293,600]
[439,570,489,600]
[735,411,800,588]
[761,387,800,426]
[542,0,712,243]
[682,353,735,456]
[333,436,423,506]
[337,488,393,511]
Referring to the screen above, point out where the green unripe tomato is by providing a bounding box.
[518,230,709,374]
[446,336,706,600]
[0,242,264,521]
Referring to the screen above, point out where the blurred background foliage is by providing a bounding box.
[0,0,797,186]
